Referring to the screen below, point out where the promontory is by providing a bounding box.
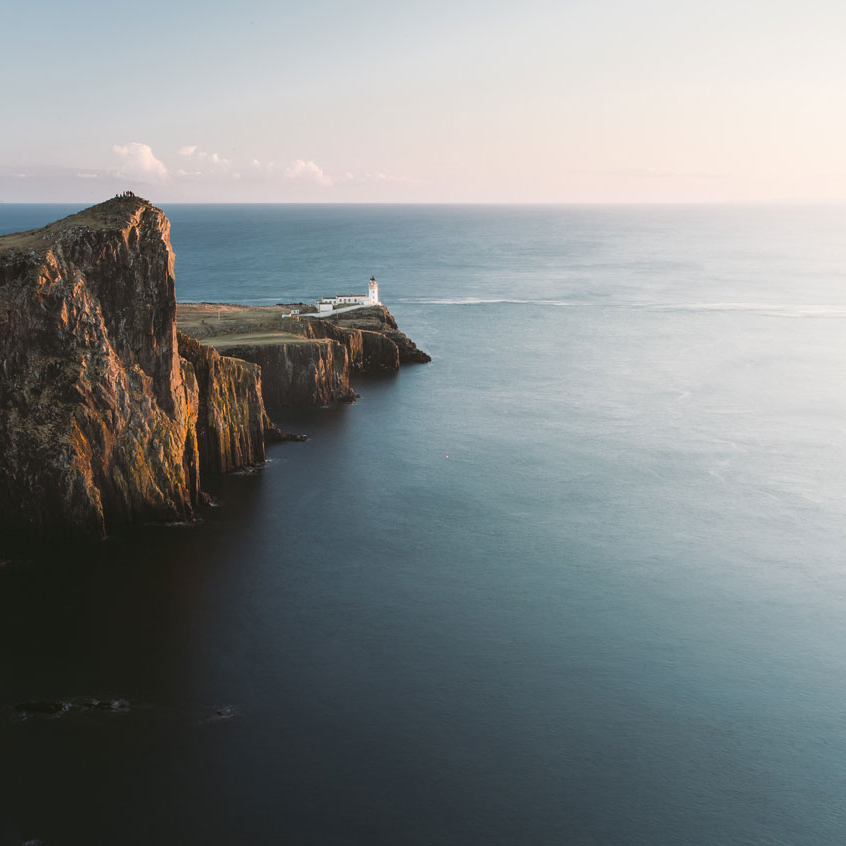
[0,197,429,539]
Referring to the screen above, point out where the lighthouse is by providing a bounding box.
[368,276,380,305]
[313,277,382,314]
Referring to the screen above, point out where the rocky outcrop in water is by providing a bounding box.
[0,197,289,538]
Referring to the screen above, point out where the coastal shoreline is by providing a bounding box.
[0,197,429,541]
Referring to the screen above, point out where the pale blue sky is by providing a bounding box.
[3,0,846,202]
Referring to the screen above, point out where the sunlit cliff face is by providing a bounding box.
[0,198,280,536]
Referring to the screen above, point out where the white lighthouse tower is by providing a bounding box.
[368,276,380,305]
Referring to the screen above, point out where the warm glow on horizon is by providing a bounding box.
[3,0,846,203]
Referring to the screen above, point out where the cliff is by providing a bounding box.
[176,302,430,408]
[297,316,400,372]
[213,335,356,408]
[177,332,275,474]
[0,198,284,538]
[319,305,432,364]
[0,197,201,537]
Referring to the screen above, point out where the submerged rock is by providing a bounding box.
[11,697,130,719]
[202,704,240,723]
[13,700,69,716]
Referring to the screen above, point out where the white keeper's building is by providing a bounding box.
[317,277,380,313]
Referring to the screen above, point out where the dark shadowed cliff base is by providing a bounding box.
[0,198,428,540]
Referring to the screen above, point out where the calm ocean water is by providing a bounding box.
[2,203,846,844]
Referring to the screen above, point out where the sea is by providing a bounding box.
[2,203,846,845]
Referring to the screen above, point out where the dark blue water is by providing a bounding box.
[3,204,846,845]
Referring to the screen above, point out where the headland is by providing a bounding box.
[0,196,429,539]
[177,301,430,406]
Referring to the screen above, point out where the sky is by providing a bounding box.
[2,0,846,203]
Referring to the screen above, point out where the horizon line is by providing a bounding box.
[4,199,846,207]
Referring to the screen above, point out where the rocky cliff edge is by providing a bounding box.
[176,303,431,408]
[0,198,273,538]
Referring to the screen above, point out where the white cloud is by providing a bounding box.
[192,150,229,166]
[178,145,229,168]
[171,147,233,181]
[77,172,98,179]
[112,142,168,183]
[284,159,332,186]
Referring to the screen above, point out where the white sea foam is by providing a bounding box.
[400,297,846,318]
[397,297,581,306]
[644,302,846,318]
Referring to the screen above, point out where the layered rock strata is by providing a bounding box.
[0,198,283,538]
[176,303,431,408]
[296,316,401,372]
[177,332,276,474]
[319,305,432,365]
[214,336,356,408]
